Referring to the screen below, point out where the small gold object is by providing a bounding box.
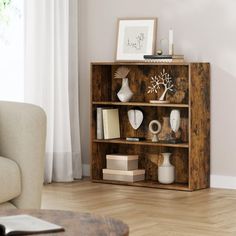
[156,50,163,55]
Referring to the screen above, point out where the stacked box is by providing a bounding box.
[103,154,145,182]
[106,154,138,170]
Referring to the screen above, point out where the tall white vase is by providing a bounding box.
[158,153,175,184]
[117,78,133,102]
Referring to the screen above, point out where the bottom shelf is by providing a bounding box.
[92,179,191,191]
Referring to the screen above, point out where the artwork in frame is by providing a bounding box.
[116,18,157,61]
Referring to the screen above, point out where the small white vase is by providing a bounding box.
[158,153,175,184]
[117,78,133,102]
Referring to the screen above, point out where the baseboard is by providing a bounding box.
[82,164,90,177]
[210,175,236,189]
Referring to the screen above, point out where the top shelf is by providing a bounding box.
[91,61,191,66]
[92,101,189,108]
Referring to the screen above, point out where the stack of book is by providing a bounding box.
[103,154,145,182]
[96,108,120,139]
[143,54,184,63]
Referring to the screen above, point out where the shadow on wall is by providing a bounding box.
[211,64,236,176]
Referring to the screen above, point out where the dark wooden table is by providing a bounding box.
[0,209,129,236]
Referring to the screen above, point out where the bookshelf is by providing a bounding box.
[90,62,210,191]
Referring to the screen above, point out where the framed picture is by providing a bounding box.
[116,18,157,61]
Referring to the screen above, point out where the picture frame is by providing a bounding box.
[116,18,157,61]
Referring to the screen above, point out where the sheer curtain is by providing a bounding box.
[24,0,82,183]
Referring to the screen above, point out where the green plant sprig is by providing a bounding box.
[0,0,12,24]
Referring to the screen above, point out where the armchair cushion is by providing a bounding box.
[0,156,21,204]
[0,101,46,209]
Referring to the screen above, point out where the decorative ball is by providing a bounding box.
[156,50,163,55]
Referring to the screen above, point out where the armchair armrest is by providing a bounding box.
[0,101,46,209]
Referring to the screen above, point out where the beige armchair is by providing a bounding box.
[0,101,46,209]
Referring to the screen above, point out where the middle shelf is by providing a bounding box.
[93,105,189,146]
[93,139,189,148]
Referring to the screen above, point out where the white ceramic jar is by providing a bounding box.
[158,152,175,184]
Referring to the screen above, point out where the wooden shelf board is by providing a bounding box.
[93,139,189,148]
[91,61,190,66]
[92,179,191,191]
[92,101,189,108]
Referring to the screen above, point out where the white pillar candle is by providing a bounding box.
[169,29,173,45]
[169,29,174,55]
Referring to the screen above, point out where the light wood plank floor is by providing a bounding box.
[42,180,236,236]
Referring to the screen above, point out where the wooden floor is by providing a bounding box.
[42,180,236,236]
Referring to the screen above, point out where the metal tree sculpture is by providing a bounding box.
[147,69,174,102]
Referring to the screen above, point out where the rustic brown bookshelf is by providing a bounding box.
[90,62,210,191]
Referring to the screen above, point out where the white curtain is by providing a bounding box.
[24,0,82,183]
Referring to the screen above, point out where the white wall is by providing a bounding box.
[78,0,236,181]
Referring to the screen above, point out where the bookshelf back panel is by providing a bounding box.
[92,65,112,102]
[92,105,189,143]
[111,65,189,104]
[91,143,188,184]
[92,64,189,104]
[119,106,188,142]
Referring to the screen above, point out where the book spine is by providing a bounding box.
[96,108,104,139]
[144,55,172,59]
[144,59,172,62]
[144,59,184,63]
[172,56,184,59]
[144,55,184,60]
[102,110,109,139]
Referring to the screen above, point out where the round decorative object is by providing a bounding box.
[148,120,162,142]
[128,109,143,130]
[117,78,133,102]
[170,109,180,133]
[156,49,163,55]
[158,153,175,184]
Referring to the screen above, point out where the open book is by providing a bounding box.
[0,215,64,235]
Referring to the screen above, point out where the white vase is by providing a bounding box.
[158,153,175,184]
[117,78,133,102]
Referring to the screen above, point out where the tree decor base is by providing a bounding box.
[149,100,169,104]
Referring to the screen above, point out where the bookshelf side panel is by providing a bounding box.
[189,63,210,190]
